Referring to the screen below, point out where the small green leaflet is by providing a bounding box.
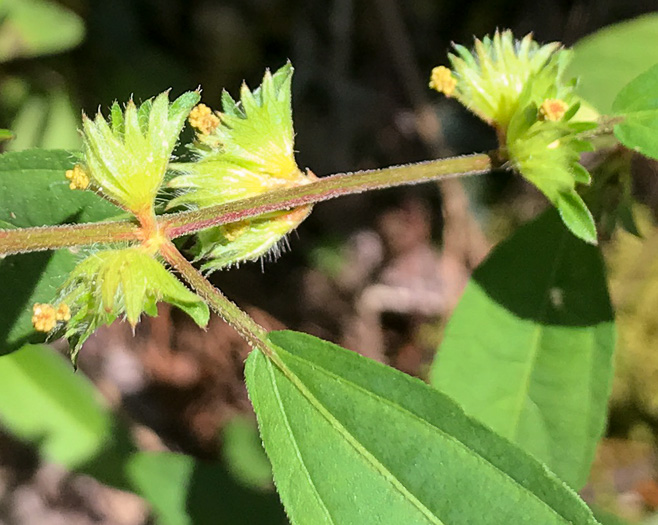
[612,63,658,160]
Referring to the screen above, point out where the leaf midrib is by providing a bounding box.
[277,346,575,524]
[263,348,445,525]
[264,355,335,525]
[508,232,568,445]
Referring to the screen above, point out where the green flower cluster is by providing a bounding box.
[35,65,315,360]
[430,30,598,243]
[53,248,209,364]
[168,63,315,272]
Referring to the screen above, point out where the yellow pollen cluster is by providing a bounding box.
[56,303,71,322]
[429,66,457,97]
[32,303,57,332]
[32,303,71,332]
[65,165,90,190]
[539,99,569,122]
[189,104,220,135]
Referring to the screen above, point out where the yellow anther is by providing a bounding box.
[55,303,71,322]
[540,99,569,122]
[32,303,57,332]
[189,104,220,135]
[429,66,457,97]
[65,165,90,190]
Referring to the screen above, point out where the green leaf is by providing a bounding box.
[0,129,12,141]
[127,452,286,525]
[246,330,601,525]
[0,149,121,355]
[0,344,113,468]
[567,13,658,113]
[431,209,615,490]
[221,414,273,490]
[0,0,85,62]
[555,190,598,244]
[612,63,658,160]
[7,89,81,151]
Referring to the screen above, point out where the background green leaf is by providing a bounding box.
[0,344,114,468]
[612,63,658,160]
[431,209,616,489]
[0,0,85,62]
[0,344,285,524]
[0,149,121,354]
[246,330,600,525]
[568,13,658,113]
[221,414,274,491]
[6,89,81,151]
[127,452,286,525]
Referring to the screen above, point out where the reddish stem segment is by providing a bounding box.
[0,154,492,256]
[162,154,491,237]
[0,220,140,255]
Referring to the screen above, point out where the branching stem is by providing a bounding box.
[159,240,270,352]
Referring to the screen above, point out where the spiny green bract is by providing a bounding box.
[193,208,313,273]
[431,30,599,243]
[81,90,200,214]
[507,100,598,243]
[54,248,209,363]
[168,63,314,271]
[444,30,574,133]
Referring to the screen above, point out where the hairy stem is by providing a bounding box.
[0,154,492,256]
[162,154,491,237]
[0,220,140,255]
[159,240,269,351]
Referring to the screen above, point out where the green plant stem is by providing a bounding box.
[0,220,140,255]
[159,240,269,350]
[162,154,492,237]
[0,154,492,256]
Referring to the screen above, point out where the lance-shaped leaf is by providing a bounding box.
[431,209,615,490]
[168,64,313,270]
[82,91,200,214]
[246,330,601,524]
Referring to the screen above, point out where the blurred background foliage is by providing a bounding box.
[2,0,658,524]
